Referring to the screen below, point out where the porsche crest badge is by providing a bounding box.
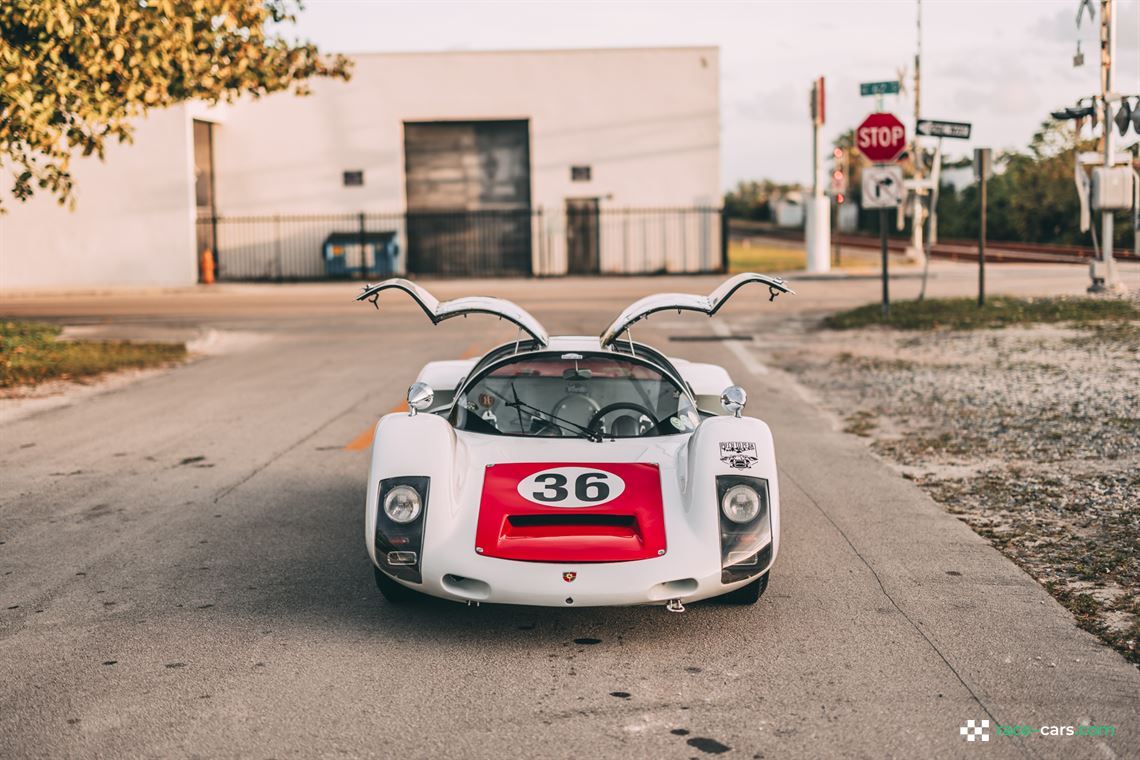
[562,572,577,583]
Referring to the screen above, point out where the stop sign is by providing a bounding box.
[856,112,907,163]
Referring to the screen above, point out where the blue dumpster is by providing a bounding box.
[322,231,398,278]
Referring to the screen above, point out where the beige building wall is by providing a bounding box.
[1,47,721,289]
[0,105,199,291]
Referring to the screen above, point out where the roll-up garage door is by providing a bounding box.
[404,120,532,276]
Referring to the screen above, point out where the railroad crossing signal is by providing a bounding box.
[862,166,904,209]
[830,147,849,199]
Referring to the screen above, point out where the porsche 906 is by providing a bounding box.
[357,273,792,611]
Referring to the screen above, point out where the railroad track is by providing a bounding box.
[731,221,1139,264]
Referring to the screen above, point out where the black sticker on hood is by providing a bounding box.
[720,441,758,470]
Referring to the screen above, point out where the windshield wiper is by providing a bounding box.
[501,383,603,442]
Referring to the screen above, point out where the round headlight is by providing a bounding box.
[721,484,761,524]
[383,485,422,524]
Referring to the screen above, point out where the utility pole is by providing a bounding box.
[909,0,926,264]
[1091,0,1119,292]
[806,77,831,273]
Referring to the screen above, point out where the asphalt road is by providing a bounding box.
[2,264,1138,759]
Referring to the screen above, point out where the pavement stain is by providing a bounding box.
[164,662,187,669]
[573,637,602,645]
[609,691,631,699]
[687,737,732,754]
[82,504,113,521]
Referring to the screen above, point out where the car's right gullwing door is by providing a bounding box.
[599,272,793,347]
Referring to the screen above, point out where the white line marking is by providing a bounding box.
[712,321,768,375]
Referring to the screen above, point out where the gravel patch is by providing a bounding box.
[776,320,1140,666]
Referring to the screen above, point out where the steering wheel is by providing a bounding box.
[588,402,661,436]
[553,393,601,426]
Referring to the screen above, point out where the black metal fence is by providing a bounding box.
[197,207,726,281]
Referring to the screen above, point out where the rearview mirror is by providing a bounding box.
[407,382,434,416]
[720,385,747,418]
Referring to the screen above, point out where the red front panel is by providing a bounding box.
[475,462,665,563]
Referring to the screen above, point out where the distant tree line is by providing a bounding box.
[723,179,803,222]
[935,120,1136,247]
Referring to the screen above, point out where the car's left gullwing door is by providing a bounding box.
[357,278,549,346]
[599,272,793,347]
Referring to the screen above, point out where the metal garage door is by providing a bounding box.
[404,120,532,276]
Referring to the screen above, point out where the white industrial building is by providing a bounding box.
[0,47,722,290]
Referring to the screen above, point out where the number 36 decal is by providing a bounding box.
[517,467,626,507]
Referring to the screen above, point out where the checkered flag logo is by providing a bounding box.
[960,719,990,742]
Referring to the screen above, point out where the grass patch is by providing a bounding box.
[728,242,805,273]
[823,296,1140,331]
[1,321,187,388]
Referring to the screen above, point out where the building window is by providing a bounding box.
[343,170,364,187]
[571,165,591,182]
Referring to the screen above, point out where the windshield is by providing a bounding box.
[452,353,699,439]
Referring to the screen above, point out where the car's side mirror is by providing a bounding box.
[720,385,747,418]
[407,382,434,416]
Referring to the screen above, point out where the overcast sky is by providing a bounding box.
[293,0,1140,189]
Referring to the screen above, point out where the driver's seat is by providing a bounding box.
[610,415,640,437]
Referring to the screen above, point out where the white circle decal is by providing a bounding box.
[517,467,626,508]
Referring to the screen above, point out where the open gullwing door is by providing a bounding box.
[599,272,793,348]
[357,278,549,347]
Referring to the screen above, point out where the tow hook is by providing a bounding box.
[665,599,685,613]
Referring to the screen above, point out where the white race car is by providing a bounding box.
[357,273,793,611]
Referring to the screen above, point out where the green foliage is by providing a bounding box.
[0,0,350,210]
[723,179,802,221]
[936,119,1136,247]
[1,321,187,387]
[822,296,1140,331]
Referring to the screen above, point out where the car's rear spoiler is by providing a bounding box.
[599,273,793,347]
[357,278,549,346]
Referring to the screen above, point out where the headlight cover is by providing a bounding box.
[715,474,773,583]
[384,485,423,524]
[721,484,761,524]
[376,476,430,583]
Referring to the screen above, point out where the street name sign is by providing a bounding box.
[856,112,907,163]
[916,119,972,139]
[860,81,900,97]
[862,166,905,209]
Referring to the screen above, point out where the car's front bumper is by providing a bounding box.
[374,541,775,607]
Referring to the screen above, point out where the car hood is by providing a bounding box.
[453,431,693,563]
